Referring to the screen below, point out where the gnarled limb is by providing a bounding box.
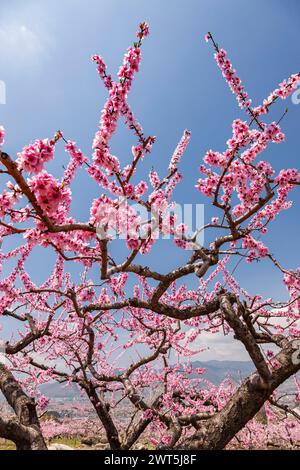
[179,338,300,450]
[0,364,47,450]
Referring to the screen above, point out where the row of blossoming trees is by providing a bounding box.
[0,23,300,450]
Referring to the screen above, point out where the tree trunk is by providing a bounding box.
[0,363,47,450]
[87,387,121,449]
[181,339,300,449]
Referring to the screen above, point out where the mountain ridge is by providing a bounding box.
[38,360,254,399]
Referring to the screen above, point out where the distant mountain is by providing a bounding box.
[0,382,82,404]
[0,361,296,403]
[37,361,254,399]
[39,382,81,399]
[191,360,254,385]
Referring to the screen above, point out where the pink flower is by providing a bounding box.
[149,169,161,188]
[0,125,5,146]
[92,36,144,173]
[143,409,153,420]
[29,170,71,220]
[168,130,191,172]
[242,236,269,261]
[214,48,251,110]
[127,238,140,251]
[135,181,148,197]
[17,139,55,174]
[38,395,49,411]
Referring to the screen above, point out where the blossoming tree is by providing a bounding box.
[0,24,300,450]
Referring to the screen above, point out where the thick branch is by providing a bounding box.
[0,363,47,450]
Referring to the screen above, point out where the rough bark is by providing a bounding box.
[0,363,47,450]
[87,387,121,450]
[180,339,300,449]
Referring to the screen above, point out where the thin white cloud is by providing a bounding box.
[0,23,45,65]
[183,330,250,362]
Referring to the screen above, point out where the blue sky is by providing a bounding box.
[0,0,299,360]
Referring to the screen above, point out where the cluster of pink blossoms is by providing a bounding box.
[90,195,142,248]
[164,171,183,198]
[134,180,148,197]
[29,171,71,219]
[149,169,161,188]
[0,125,5,146]
[240,122,284,165]
[168,130,191,172]
[92,28,147,173]
[91,22,151,186]
[149,189,169,212]
[214,48,251,109]
[249,167,299,232]
[197,117,290,217]
[92,55,111,87]
[41,418,103,441]
[63,140,88,185]
[0,185,20,218]
[92,54,145,141]
[275,168,299,186]
[284,269,300,298]
[208,29,300,122]
[131,137,155,165]
[242,235,269,262]
[17,138,55,174]
[253,72,300,116]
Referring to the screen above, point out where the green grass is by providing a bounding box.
[0,439,16,450]
[0,437,81,450]
[49,437,81,448]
